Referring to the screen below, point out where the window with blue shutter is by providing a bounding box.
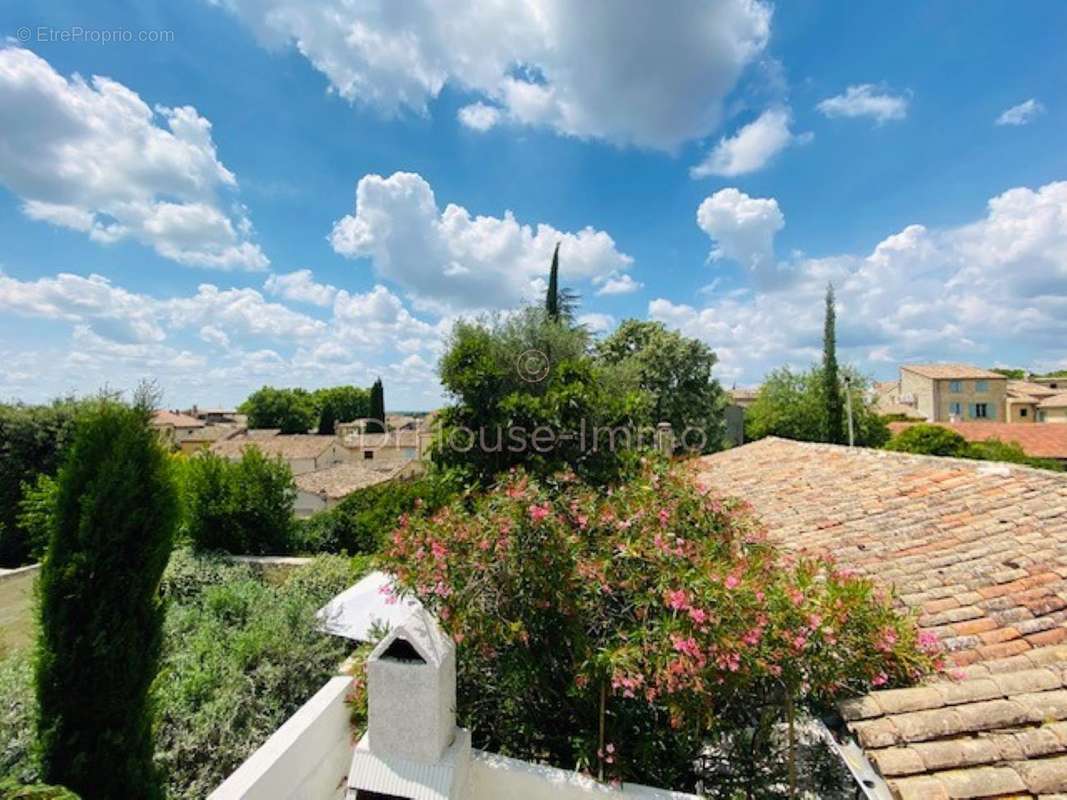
[968,403,977,418]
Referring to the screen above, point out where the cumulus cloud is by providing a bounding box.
[691,107,811,178]
[457,102,503,132]
[578,312,614,333]
[816,84,908,124]
[593,272,643,296]
[329,171,633,311]
[655,180,1067,384]
[264,269,338,306]
[0,46,267,269]
[995,98,1044,126]
[211,0,772,150]
[696,188,784,278]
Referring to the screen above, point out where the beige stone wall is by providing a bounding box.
[900,370,936,420]
[1008,401,1037,423]
[935,378,1006,422]
[1039,407,1067,423]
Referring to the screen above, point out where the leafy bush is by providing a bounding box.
[381,461,938,794]
[432,308,652,486]
[0,400,84,568]
[296,469,466,554]
[313,386,370,435]
[182,449,296,554]
[885,423,970,457]
[237,386,317,433]
[0,779,80,799]
[745,366,889,447]
[0,652,34,784]
[885,425,1064,471]
[36,398,178,799]
[154,552,360,799]
[13,477,56,565]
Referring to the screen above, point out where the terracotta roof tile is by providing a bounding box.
[210,434,338,460]
[889,421,1067,460]
[693,439,1067,798]
[293,462,407,500]
[901,364,1008,380]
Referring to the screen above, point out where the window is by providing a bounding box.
[363,450,374,460]
[974,403,989,419]
[1021,408,1028,418]
[949,380,962,393]
[1039,411,1048,422]
[975,380,989,393]
[949,402,962,417]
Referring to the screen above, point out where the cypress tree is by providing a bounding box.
[822,283,845,444]
[546,242,561,321]
[369,378,385,433]
[35,393,177,799]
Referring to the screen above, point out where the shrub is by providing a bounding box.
[0,652,34,784]
[183,449,296,554]
[381,461,938,793]
[153,552,360,799]
[885,423,970,457]
[237,386,316,433]
[13,477,56,565]
[0,780,80,799]
[432,308,652,486]
[296,469,466,554]
[0,400,84,568]
[966,438,1064,471]
[35,397,178,799]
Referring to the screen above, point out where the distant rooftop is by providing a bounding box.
[294,462,404,499]
[900,363,1006,380]
[151,410,204,428]
[888,420,1067,460]
[211,434,336,460]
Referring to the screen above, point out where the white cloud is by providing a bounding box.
[696,188,784,277]
[0,46,267,269]
[816,84,908,124]
[457,102,503,132]
[593,272,643,296]
[163,285,326,340]
[211,0,772,150]
[578,312,614,333]
[199,325,231,349]
[329,171,633,311]
[653,180,1067,384]
[995,98,1044,126]
[691,107,811,178]
[264,269,338,306]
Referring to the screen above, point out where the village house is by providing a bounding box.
[210,434,348,475]
[150,410,206,449]
[291,461,421,517]
[695,438,1067,799]
[897,364,1008,423]
[341,428,429,463]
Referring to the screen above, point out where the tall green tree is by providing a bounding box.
[35,394,178,799]
[314,386,370,435]
[596,320,726,453]
[822,284,845,444]
[368,378,385,433]
[546,242,561,321]
[237,387,316,433]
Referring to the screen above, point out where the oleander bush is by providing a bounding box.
[379,459,940,795]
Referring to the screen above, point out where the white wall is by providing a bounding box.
[295,490,327,519]
[208,675,352,800]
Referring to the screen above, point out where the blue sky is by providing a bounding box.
[1,1,1065,410]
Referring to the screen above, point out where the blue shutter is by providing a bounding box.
[968,403,976,419]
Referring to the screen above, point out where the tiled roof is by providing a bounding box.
[1009,380,1061,400]
[888,421,1067,460]
[293,462,404,499]
[1040,393,1067,410]
[901,364,1007,380]
[151,410,204,428]
[343,430,423,449]
[875,380,901,397]
[210,434,337,460]
[693,438,1067,799]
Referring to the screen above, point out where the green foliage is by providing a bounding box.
[297,469,466,554]
[382,462,938,794]
[822,285,845,445]
[885,424,970,457]
[313,386,370,435]
[368,379,385,433]
[433,308,651,486]
[0,779,80,800]
[0,400,85,568]
[35,399,178,799]
[885,425,1064,471]
[182,449,296,554]
[13,477,56,564]
[990,367,1026,379]
[154,551,359,799]
[596,320,725,453]
[745,366,890,448]
[237,386,316,433]
[0,651,34,784]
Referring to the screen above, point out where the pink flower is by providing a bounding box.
[430,540,448,560]
[688,607,708,625]
[724,574,741,590]
[658,508,670,526]
[575,514,588,529]
[671,634,701,658]
[528,504,551,522]
[917,630,940,652]
[665,589,689,611]
[872,672,888,687]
